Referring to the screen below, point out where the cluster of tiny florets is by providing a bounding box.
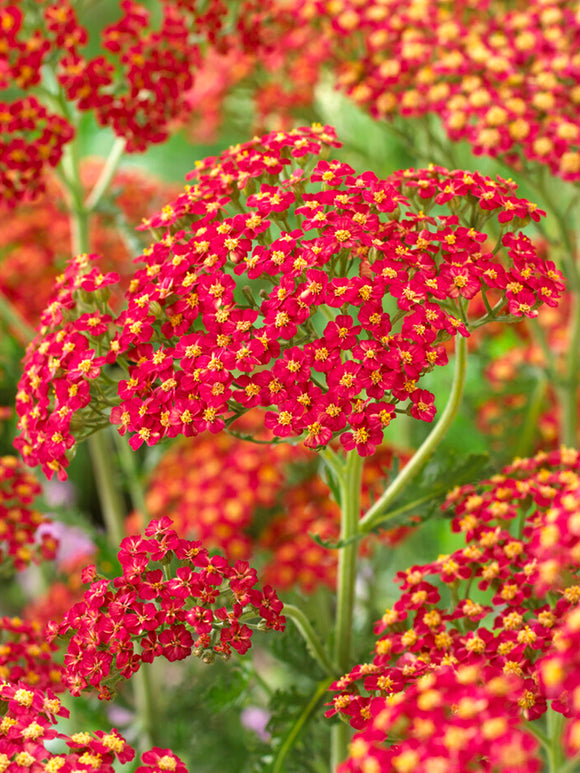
[0,0,247,206]
[0,616,63,692]
[328,446,580,771]
[49,517,285,699]
[273,0,580,181]
[0,680,188,773]
[15,126,564,478]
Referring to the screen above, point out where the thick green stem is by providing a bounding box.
[283,604,338,678]
[359,335,468,534]
[87,431,127,549]
[327,449,364,770]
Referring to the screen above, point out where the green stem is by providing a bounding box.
[514,369,548,459]
[132,653,159,752]
[87,430,127,548]
[84,137,127,212]
[330,449,364,769]
[546,705,565,773]
[113,431,149,521]
[272,678,333,773]
[359,335,468,534]
[283,604,338,678]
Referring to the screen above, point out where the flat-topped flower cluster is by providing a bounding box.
[49,517,285,699]
[246,0,580,181]
[0,0,238,206]
[327,446,580,771]
[15,126,564,479]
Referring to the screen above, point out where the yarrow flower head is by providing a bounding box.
[327,446,580,772]
[0,0,247,206]
[15,126,564,478]
[50,516,285,699]
[277,0,580,181]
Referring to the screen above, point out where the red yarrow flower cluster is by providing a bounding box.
[15,126,564,477]
[341,666,539,773]
[49,516,285,699]
[0,456,57,570]
[327,446,580,771]
[14,252,120,480]
[0,0,244,205]
[0,95,73,208]
[0,680,187,773]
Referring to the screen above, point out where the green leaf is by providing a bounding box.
[252,682,331,773]
[203,662,252,713]
[370,450,492,534]
[269,617,326,681]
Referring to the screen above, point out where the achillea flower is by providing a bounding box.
[0,1,256,205]
[0,455,57,570]
[328,447,580,771]
[16,126,564,477]
[50,517,285,699]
